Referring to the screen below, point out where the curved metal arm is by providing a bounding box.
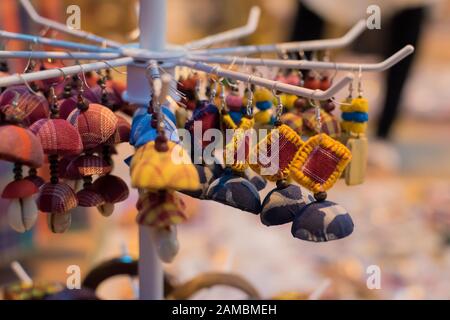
[179,59,354,100]
[188,45,415,72]
[191,19,366,56]
[0,50,122,60]
[0,57,133,87]
[184,6,261,50]
[19,0,121,48]
[0,30,118,53]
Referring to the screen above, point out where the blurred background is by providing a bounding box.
[0,0,450,299]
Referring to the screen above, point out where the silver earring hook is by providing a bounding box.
[23,39,38,73]
[272,82,284,123]
[65,51,90,89]
[103,60,128,75]
[17,74,40,96]
[330,61,338,84]
[309,89,322,135]
[357,64,363,97]
[245,75,254,117]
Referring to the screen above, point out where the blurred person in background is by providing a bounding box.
[291,0,434,171]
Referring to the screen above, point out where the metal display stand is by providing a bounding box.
[0,0,414,300]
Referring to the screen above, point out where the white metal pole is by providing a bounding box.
[136,0,167,301]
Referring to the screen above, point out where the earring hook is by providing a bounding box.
[17,74,40,96]
[357,65,363,97]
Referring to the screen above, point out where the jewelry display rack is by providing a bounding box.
[0,0,414,300]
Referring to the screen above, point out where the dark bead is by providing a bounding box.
[276,180,288,189]
[321,99,336,113]
[155,135,169,152]
[314,191,327,202]
[294,98,308,111]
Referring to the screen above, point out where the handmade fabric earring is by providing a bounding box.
[206,82,262,213]
[253,87,274,127]
[250,88,305,226]
[289,96,354,241]
[175,72,200,128]
[0,86,49,187]
[301,94,341,139]
[225,85,245,126]
[130,102,178,149]
[340,69,369,186]
[131,90,200,262]
[66,82,119,211]
[92,115,131,216]
[30,86,83,233]
[179,78,224,199]
[0,116,44,232]
[221,82,266,191]
[92,69,126,111]
[177,72,200,111]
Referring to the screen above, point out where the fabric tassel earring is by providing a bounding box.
[207,81,262,214]
[340,69,369,186]
[289,95,354,242]
[250,88,305,226]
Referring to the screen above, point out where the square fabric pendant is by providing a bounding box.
[224,128,252,172]
[250,124,303,181]
[290,134,352,193]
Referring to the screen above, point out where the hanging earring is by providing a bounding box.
[0,89,45,233]
[253,85,274,128]
[341,66,369,185]
[219,80,266,192]
[301,75,341,139]
[225,84,245,126]
[206,78,261,214]
[180,73,223,200]
[250,86,305,226]
[30,83,83,233]
[131,81,200,262]
[65,73,118,212]
[289,93,354,242]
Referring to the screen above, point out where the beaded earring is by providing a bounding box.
[340,69,369,186]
